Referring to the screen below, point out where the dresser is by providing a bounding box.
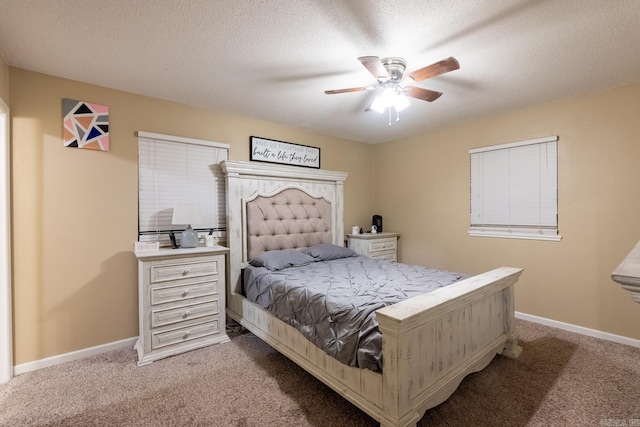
[347,232,400,262]
[134,246,230,366]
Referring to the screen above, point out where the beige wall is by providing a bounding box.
[10,64,639,365]
[9,68,374,364]
[374,83,640,341]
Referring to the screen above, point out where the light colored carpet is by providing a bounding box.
[1,319,639,426]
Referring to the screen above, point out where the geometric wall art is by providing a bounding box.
[62,98,110,151]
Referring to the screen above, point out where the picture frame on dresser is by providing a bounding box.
[134,246,230,366]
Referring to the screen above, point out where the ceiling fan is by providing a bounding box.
[325,56,460,124]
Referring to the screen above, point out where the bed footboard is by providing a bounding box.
[375,266,523,427]
[228,266,522,427]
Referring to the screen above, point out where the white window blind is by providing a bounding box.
[469,135,560,241]
[138,131,229,245]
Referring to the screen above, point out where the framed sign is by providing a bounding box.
[250,136,320,169]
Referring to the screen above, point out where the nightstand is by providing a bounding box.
[134,246,230,366]
[347,232,400,262]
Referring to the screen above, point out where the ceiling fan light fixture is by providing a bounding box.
[394,93,410,112]
[370,96,386,114]
[380,86,398,107]
[371,84,410,114]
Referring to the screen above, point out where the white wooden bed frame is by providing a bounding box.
[222,160,523,427]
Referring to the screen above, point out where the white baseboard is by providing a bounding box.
[13,337,137,376]
[515,311,640,348]
[10,314,640,376]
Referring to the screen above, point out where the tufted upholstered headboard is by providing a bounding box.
[245,188,332,260]
[222,160,348,301]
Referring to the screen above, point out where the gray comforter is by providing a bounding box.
[243,256,467,372]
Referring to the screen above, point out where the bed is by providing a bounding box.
[222,160,523,427]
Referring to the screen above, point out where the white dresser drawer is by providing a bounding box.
[151,279,219,305]
[151,318,220,350]
[150,258,219,283]
[151,299,220,328]
[369,238,397,253]
[371,250,397,262]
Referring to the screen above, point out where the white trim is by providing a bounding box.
[515,311,640,348]
[11,315,639,376]
[0,97,11,384]
[222,159,348,183]
[468,230,562,241]
[469,135,558,154]
[13,337,137,376]
[136,131,229,149]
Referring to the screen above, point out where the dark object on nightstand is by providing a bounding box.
[169,231,179,249]
[372,215,383,233]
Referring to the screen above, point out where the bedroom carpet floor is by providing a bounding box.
[0,319,638,426]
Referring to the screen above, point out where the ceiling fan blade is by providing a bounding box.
[324,86,369,95]
[358,56,390,80]
[408,57,460,83]
[406,86,443,102]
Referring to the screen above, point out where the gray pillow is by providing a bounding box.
[302,243,358,261]
[248,249,315,271]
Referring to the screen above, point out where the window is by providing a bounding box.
[138,131,229,246]
[469,135,560,241]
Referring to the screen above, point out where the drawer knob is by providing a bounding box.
[183,330,191,339]
[182,310,191,318]
[182,289,190,297]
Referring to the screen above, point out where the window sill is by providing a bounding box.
[468,230,562,242]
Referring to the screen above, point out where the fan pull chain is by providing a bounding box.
[386,107,402,127]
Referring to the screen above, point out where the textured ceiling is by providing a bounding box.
[1,0,639,144]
